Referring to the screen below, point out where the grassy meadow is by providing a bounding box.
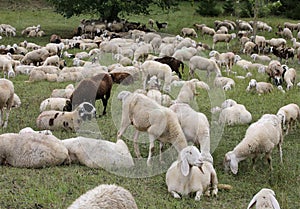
[0,1,300,208]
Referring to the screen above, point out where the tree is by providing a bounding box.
[47,0,178,21]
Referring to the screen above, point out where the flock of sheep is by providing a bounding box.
[1,15,300,208]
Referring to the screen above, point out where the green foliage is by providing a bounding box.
[223,0,235,15]
[195,0,223,17]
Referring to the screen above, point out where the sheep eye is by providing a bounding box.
[189,151,192,155]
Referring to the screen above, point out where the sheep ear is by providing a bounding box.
[180,150,190,176]
[270,194,281,209]
[247,195,257,209]
[230,157,238,174]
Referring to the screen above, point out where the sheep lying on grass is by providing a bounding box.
[50,84,74,99]
[117,91,188,166]
[67,184,138,209]
[40,98,70,112]
[166,146,218,201]
[224,114,283,174]
[276,103,300,135]
[0,78,14,128]
[247,188,280,209]
[0,132,69,168]
[214,76,235,91]
[37,102,96,131]
[19,127,52,135]
[246,79,273,94]
[62,137,134,169]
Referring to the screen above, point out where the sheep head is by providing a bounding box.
[180,146,204,176]
[76,102,96,121]
[224,151,238,174]
[247,188,280,209]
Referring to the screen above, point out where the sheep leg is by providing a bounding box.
[195,189,203,201]
[0,109,3,127]
[170,191,181,199]
[278,143,283,163]
[159,142,164,164]
[3,108,9,128]
[147,134,156,166]
[101,98,108,116]
[265,152,273,171]
[251,156,258,170]
[133,130,141,158]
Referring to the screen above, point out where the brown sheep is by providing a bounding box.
[154,56,185,79]
[50,34,61,44]
[63,73,113,116]
[109,71,134,85]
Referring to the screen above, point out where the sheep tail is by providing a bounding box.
[217,184,233,190]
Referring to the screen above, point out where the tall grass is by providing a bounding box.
[0,1,300,209]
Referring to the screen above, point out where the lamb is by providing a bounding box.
[212,33,236,50]
[169,103,211,156]
[15,65,35,75]
[154,56,184,79]
[133,43,153,61]
[117,91,188,166]
[42,55,60,67]
[0,132,69,168]
[265,60,284,85]
[214,76,235,91]
[276,103,300,135]
[175,79,209,104]
[12,93,21,108]
[172,47,197,62]
[246,79,273,94]
[250,53,271,63]
[218,102,252,126]
[50,84,74,99]
[141,60,173,93]
[0,79,14,128]
[21,48,49,66]
[201,25,216,36]
[40,98,70,112]
[247,188,280,209]
[63,73,113,116]
[181,27,198,38]
[67,184,138,209]
[36,102,96,131]
[27,70,58,82]
[224,114,283,174]
[19,127,53,135]
[209,51,235,75]
[57,72,84,82]
[281,65,296,90]
[243,41,256,55]
[0,55,14,78]
[62,137,134,169]
[189,55,222,78]
[166,146,218,201]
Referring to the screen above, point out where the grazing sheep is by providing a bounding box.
[40,98,70,112]
[19,127,52,135]
[214,76,235,91]
[281,65,296,90]
[117,91,188,166]
[275,28,293,40]
[246,79,273,94]
[36,102,96,131]
[218,103,252,126]
[63,73,113,116]
[212,33,236,50]
[172,47,197,62]
[62,137,134,169]
[21,48,49,66]
[181,27,198,38]
[12,93,21,108]
[250,53,271,63]
[209,50,235,75]
[0,79,14,128]
[67,184,138,209]
[174,79,209,104]
[189,55,222,78]
[154,56,184,79]
[243,41,256,55]
[276,103,300,135]
[0,132,69,168]
[266,60,284,86]
[224,114,283,174]
[166,146,218,201]
[247,188,280,209]
[169,103,211,155]
[141,60,173,93]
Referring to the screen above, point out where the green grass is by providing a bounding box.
[0,1,300,209]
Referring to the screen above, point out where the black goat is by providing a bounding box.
[156,21,168,30]
[154,56,184,79]
[270,46,295,63]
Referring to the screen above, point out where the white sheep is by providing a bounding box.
[209,50,235,74]
[212,33,236,50]
[247,188,280,209]
[43,55,60,67]
[189,55,222,78]
[246,79,273,94]
[214,76,235,91]
[12,93,21,108]
[19,127,53,135]
[0,132,69,168]
[62,137,134,169]
[169,103,211,156]
[15,65,35,75]
[39,98,70,112]
[0,79,14,128]
[250,53,271,63]
[133,43,153,61]
[281,65,296,90]
[218,103,252,126]
[276,103,300,135]
[36,102,96,131]
[224,114,283,174]
[181,27,198,38]
[174,79,209,104]
[243,41,256,55]
[141,60,173,93]
[166,146,218,201]
[50,84,74,99]
[117,91,188,166]
[67,184,138,209]
[172,47,197,62]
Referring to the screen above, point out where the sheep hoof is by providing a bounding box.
[171,191,181,199]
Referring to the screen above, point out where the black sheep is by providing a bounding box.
[64,73,113,116]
